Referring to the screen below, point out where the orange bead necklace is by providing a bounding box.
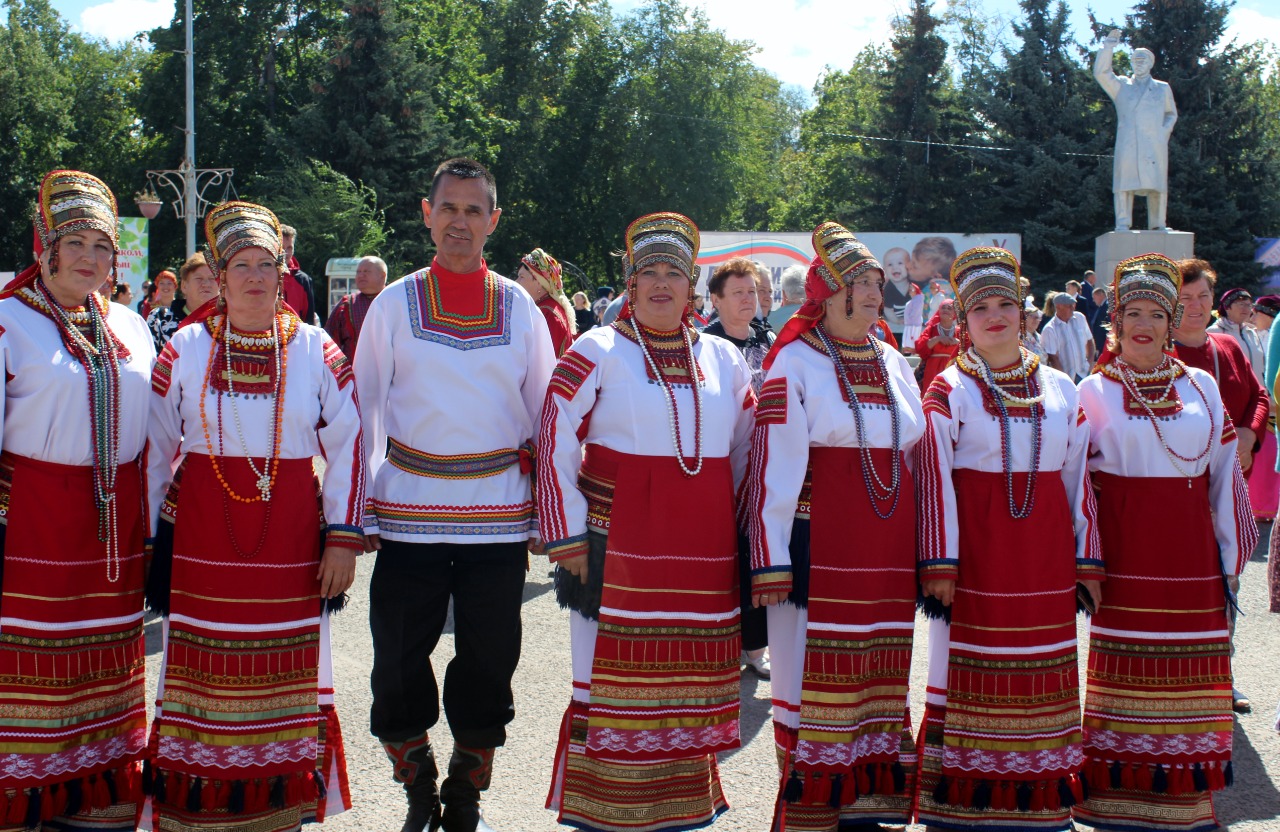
[198,313,289,503]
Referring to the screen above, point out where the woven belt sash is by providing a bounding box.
[387,437,534,479]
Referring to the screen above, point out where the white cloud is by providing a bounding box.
[612,0,901,90]
[1226,6,1280,51]
[78,0,172,43]
[689,0,898,90]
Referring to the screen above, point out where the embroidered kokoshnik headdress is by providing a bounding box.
[813,221,882,296]
[764,221,881,370]
[187,201,292,324]
[4,170,120,299]
[1087,252,1184,372]
[204,201,286,274]
[1112,252,1182,323]
[949,246,1022,313]
[624,212,700,285]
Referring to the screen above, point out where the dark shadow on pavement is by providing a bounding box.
[145,611,163,656]
[522,579,554,605]
[1214,716,1280,825]
[722,671,772,759]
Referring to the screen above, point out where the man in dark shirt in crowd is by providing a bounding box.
[280,224,323,325]
[1088,285,1110,352]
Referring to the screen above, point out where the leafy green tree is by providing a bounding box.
[515,3,628,283]
[244,160,388,301]
[0,0,151,270]
[136,0,347,267]
[504,0,800,285]
[785,46,889,229]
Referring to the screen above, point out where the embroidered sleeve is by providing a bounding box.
[916,375,960,580]
[353,293,395,536]
[145,335,187,538]
[537,344,602,560]
[549,350,596,401]
[1220,411,1237,445]
[522,302,557,536]
[321,331,355,389]
[747,365,805,597]
[1063,385,1103,577]
[152,340,179,397]
[317,334,368,547]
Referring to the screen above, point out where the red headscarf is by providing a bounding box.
[763,222,881,370]
[762,260,836,370]
[2,228,44,300]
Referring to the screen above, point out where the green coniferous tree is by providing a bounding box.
[296,0,453,270]
[860,0,977,232]
[981,0,1111,285]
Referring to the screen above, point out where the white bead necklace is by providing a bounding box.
[1113,356,1213,484]
[1113,356,1179,405]
[961,348,1047,406]
[633,321,704,477]
[222,315,282,500]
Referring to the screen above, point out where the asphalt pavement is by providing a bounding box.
[144,525,1280,831]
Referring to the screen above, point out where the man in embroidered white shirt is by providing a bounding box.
[357,158,554,832]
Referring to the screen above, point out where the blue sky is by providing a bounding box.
[39,0,1280,91]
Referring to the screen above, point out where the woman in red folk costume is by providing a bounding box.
[914,298,960,390]
[0,170,154,831]
[914,247,1102,831]
[516,248,576,357]
[538,212,755,832]
[749,223,924,832]
[144,202,366,832]
[1074,254,1255,832]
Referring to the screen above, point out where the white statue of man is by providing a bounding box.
[1094,29,1178,231]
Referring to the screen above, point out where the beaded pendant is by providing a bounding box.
[618,319,705,477]
[959,348,1043,519]
[813,325,903,519]
[1109,356,1212,485]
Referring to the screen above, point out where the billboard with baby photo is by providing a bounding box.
[695,231,1022,332]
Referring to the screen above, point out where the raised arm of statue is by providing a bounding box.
[1093,28,1123,100]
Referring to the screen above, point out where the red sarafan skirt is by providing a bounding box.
[548,446,738,832]
[0,452,147,831]
[771,447,917,832]
[915,469,1083,832]
[147,454,349,832]
[1074,472,1231,832]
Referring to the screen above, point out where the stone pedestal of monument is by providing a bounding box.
[1095,230,1194,283]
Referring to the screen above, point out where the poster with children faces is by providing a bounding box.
[695,231,1021,329]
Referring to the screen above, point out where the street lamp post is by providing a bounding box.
[182,0,195,254]
[137,0,234,257]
